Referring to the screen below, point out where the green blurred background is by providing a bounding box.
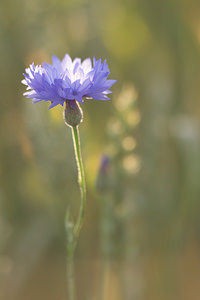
[1,0,200,299]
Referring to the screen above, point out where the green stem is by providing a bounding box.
[71,125,86,240]
[67,249,75,300]
[66,125,86,300]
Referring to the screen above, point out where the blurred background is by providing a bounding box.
[1,0,200,299]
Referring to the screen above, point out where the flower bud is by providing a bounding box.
[96,155,113,193]
[64,100,83,127]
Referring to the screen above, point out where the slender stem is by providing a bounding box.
[71,125,86,240]
[67,249,75,300]
[65,125,86,300]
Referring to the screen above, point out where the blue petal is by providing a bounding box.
[62,54,73,69]
[52,56,63,74]
[22,53,117,109]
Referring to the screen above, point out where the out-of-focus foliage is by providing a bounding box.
[1,0,200,299]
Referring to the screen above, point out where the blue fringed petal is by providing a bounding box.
[22,54,117,109]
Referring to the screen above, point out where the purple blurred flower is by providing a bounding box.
[22,54,117,109]
[99,155,110,174]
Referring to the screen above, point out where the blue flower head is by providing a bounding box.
[22,54,117,109]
